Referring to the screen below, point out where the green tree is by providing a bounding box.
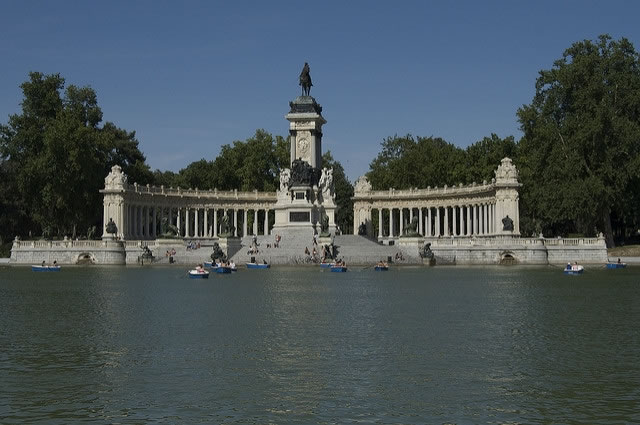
[0,72,152,238]
[517,35,640,245]
[322,151,354,234]
[464,134,518,183]
[367,135,467,189]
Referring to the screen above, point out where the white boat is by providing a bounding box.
[188,268,210,279]
[563,264,584,275]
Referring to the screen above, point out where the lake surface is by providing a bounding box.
[0,265,639,424]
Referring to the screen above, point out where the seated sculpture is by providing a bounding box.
[502,215,514,231]
[105,218,118,234]
[210,242,227,262]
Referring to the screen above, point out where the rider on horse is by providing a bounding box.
[299,62,312,96]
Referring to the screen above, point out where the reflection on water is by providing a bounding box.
[0,265,639,423]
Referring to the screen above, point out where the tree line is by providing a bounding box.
[2,34,639,253]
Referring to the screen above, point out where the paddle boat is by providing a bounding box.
[188,266,210,279]
[246,262,270,269]
[606,259,627,269]
[204,261,213,268]
[374,262,389,271]
[32,264,61,272]
[319,261,335,268]
[330,263,348,272]
[213,265,233,274]
[563,263,584,275]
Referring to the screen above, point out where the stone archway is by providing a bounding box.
[499,251,517,265]
[76,252,96,265]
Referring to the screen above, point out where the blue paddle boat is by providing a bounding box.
[246,262,270,269]
[606,261,626,269]
[319,262,335,268]
[330,265,347,272]
[214,266,233,274]
[32,264,61,272]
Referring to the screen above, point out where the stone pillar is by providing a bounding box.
[427,208,432,237]
[203,208,208,237]
[399,208,404,236]
[186,208,191,238]
[168,207,173,229]
[419,208,423,236]
[264,209,269,235]
[213,208,218,237]
[243,209,248,237]
[435,207,441,236]
[234,209,239,237]
[389,208,393,237]
[444,207,449,236]
[253,209,258,235]
[452,206,457,236]
[378,208,383,238]
[466,205,470,236]
[152,207,157,238]
[483,204,488,235]
[176,208,181,237]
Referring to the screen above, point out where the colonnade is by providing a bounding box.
[373,203,496,238]
[122,205,273,240]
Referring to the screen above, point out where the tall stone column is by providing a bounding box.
[241,209,247,237]
[252,209,258,235]
[263,209,269,236]
[452,206,457,236]
[444,207,449,236]
[378,208,383,238]
[419,208,423,236]
[185,208,190,238]
[213,208,218,237]
[234,209,238,237]
[204,208,208,237]
[176,208,181,237]
[152,207,157,238]
[389,208,393,237]
[399,208,404,236]
[427,208,432,237]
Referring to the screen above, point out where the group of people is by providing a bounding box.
[41,260,58,266]
[186,241,201,250]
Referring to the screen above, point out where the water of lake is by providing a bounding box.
[0,265,638,424]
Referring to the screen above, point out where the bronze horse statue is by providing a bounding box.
[299,62,312,96]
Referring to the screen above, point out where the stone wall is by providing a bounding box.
[10,238,126,265]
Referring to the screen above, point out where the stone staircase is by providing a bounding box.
[227,234,421,265]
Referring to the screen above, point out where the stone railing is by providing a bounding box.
[424,236,605,248]
[353,181,496,200]
[123,184,277,200]
[12,239,118,249]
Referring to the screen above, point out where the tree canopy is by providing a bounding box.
[0,72,152,241]
[517,35,640,245]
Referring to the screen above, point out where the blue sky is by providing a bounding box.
[2,1,639,181]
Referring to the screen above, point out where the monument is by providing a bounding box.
[271,63,337,238]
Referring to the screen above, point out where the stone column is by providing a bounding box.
[435,207,441,236]
[378,208,383,238]
[466,205,470,236]
[168,207,173,229]
[263,209,269,235]
[186,208,191,238]
[176,208,181,237]
[389,208,393,237]
[140,206,146,239]
[152,207,157,238]
[474,205,479,235]
[399,208,404,236]
[427,207,432,237]
[243,209,248,237]
[203,208,208,237]
[419,208,423,236]
[483,204,488,235]
[213,208,218,237]
[253,209,258,235]
[234,209,239,237]
[452,206,457,236]
[443,207,449,236]
[409,208,414,225]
